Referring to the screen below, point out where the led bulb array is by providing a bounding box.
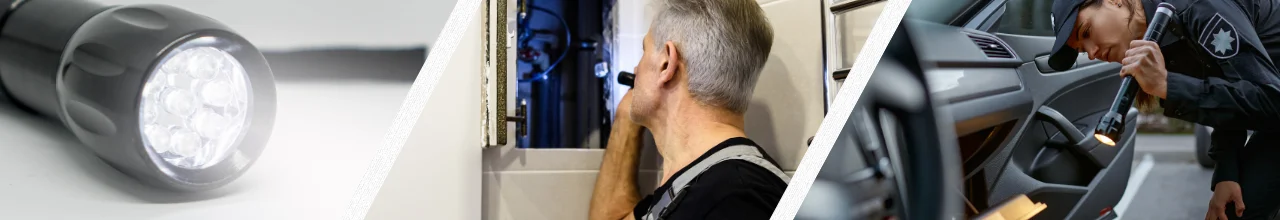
[139,42,252,170]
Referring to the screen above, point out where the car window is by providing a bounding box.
[906,0,986,25]
[996,0,1055,36]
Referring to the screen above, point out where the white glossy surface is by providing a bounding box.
[0,82,409,219]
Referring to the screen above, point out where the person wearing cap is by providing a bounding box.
[586,0,788,220]
[1051,0,1280,219]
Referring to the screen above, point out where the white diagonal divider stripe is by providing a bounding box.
[341,0,481,219]
[769,0,912,219]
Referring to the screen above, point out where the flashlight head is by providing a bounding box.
[1093,111,1124,147]
[618,71,635,87]
[56,4,276,192]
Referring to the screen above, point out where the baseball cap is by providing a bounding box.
[1049,0,1088,71]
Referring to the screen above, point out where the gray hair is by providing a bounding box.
[649,0,774,113]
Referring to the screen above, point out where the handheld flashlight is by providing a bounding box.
[1094,3,1174,146]
[0,0,276,192]
[618,71,635,87]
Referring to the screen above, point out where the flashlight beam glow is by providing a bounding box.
[1094,133,1116,147]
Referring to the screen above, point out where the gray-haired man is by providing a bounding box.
[587,0,788,220]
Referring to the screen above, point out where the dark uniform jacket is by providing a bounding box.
[1147,0,1280,190]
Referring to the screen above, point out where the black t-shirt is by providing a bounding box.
[632,137,788,220]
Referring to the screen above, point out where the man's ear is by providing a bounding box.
[658,41,680,88]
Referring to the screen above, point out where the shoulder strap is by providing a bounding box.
[640,145,789,220]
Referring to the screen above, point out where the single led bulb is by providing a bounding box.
[191,111,230,138]
[162,89,199,117]
[167,128,203,162]
[199,79,233,106]
[144,125,172,155]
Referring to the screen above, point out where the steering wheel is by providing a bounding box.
[798,23,964,220]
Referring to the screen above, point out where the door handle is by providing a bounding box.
[1033,106,1105,168]
[832,68,851,81]
[508,99,527,139]
[1034,54,1105,73]
[1034,55,1069,73]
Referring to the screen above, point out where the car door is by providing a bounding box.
[909,0,1137,218]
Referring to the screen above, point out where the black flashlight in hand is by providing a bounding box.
[1094,3,1174,146]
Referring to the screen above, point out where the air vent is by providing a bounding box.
[967,34,1014,59]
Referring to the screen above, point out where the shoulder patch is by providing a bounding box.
[1198,13,1239,59]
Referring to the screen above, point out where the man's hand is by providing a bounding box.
[614,91,642,131]
[1122,40,1169,99]
[1206,181,1246,220]
[589,90,647,220]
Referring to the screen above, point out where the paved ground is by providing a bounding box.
[1120,134,1216,220]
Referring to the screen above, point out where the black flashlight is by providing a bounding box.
[1094,3,1174,146]
[618,71,635,87]
[0,0,276,192]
